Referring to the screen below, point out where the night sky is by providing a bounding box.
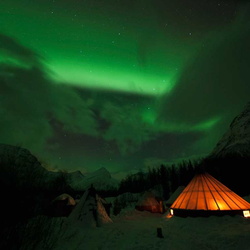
[1,0,249,179]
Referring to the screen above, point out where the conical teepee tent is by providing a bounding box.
[170,173,250,217]
[69,186,112,227]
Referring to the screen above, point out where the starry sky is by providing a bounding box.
[0,0,250,178]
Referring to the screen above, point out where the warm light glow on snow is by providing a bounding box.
[166,209,174,218]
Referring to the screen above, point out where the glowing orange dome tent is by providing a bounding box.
[170,173,250,217]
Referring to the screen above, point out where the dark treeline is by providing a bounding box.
[118,154,250,199]
[118,159,201,200]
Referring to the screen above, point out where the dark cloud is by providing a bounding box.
[72,88,158,156]
[158,14,250,155]
[0,34,97,156]
[154,0,241,36]
[0,33,42,67]
[100,102,155,155]
[159,18,250,126]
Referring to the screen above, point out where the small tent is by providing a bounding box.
[49,193,76,217]
[136,192,164,213]
[170,173,250,217]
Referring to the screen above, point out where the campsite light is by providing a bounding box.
[170,173,250,216]
[170,209,174,216]
[243,210,250,218]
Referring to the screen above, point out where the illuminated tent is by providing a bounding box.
[136,192,164,213]
[170,173,250,217]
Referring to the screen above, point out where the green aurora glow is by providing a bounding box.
[0,0,249,174]
[0,0,197,95]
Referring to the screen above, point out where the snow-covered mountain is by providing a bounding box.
[211,102,250,157]
[66,170,85,183]
[67,167,119,191]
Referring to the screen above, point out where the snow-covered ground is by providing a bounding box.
[28,207,250,250]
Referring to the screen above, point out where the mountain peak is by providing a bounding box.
[95,167,110,174]
[211,102,250,157]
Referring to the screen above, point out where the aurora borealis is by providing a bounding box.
[1,0,250,178]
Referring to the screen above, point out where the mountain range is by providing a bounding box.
[0,143,118,191]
